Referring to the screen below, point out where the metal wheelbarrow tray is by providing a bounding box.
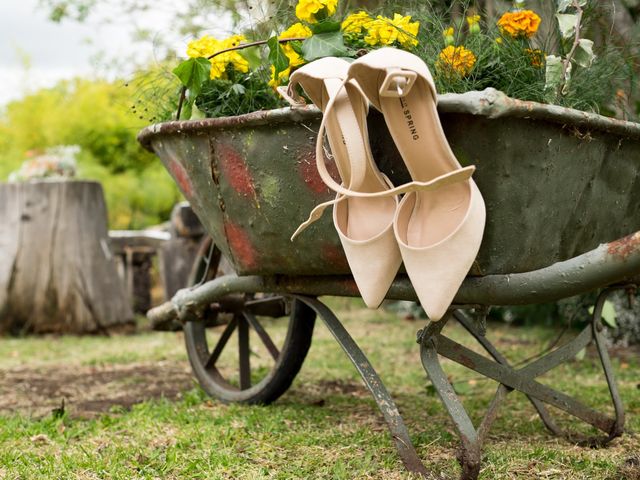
[138,88,640,479]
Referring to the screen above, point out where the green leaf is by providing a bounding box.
[301,31,348,62]
[544,54,565,101]
[181,100,193,121]
[556,13,578,40]
[172,57,211,97]
[574,38,595,68]
[290,41,304,56]
[557,0,587,13]
[267,36,290,78]
[190,103,206,120]
[242,46,263,69]
[601,300,618,328]
[588,300,618,328]
[230,83,246,95]
[310,19,341,35]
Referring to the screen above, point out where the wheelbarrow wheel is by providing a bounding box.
[183,236,316,404]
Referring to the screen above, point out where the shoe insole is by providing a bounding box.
[378,72,470,248]
[321,79,396,242]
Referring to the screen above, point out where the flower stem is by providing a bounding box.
[560,0,584,96]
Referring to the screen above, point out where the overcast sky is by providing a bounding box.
[0,1,237,107]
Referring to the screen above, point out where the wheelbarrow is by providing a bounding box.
[138,88,640,479]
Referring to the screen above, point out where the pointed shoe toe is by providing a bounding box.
[334,196,401,309]
[394,181,486,321]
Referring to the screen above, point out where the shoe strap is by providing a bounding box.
[292,163,476,240]
[314,75,475,199]
[292,67,476,239]
[277,86,306,107]
[282,69,371,193]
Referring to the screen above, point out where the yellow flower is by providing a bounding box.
[364,14,420,48]
[437,45,476,78]
[281,22,312,40]
[525,48,545,68]
[186,34,249,80]
[443,27,455,46]
[391,13,420,47]
[268,64,292,87]
[295,0,337,23]
[364,17,397,46]
[497,10,541,39]
[495,37,503,44]
[466,15,480,27]
[186,35,218,58]
[466,14,481,34]
[341,11,373,35]
[280,23,312,68]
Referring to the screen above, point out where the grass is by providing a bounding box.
[0,297,638,479]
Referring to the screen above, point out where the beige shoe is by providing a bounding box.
[348,48,486,321]
[285,57,402,308]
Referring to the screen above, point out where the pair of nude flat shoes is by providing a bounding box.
[285,48,486,321]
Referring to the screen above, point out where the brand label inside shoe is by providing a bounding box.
[399,98,419,140]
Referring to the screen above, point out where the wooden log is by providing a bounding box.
[0,181,134,334]
[158,203,204,302]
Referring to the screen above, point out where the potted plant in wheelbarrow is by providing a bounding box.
[138,0,640,478]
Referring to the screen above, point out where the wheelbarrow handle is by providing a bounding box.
[148,231,640,327]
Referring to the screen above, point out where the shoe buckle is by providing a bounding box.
[379,70,417,98]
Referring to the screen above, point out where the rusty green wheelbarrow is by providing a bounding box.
[138,88,640,479]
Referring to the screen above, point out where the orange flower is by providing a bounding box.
[437,45,476,78]
[497,10,541,39]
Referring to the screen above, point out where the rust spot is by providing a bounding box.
[224,222,258,270]
[167,159,193,198]
[458,353,475,368]
[297,146,340,195]
[608,232,640,260]
[216,142,256,197]
[321,243,349,270]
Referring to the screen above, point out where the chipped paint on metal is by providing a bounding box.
[167,158,193,198]
[297,147,340,195]
[321,243,350,270]
[224,221,259,270]
[216,142,257,198]
[607,231,640,260]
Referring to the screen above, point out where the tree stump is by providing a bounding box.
[158,202,204,300]
[0,181,134,334]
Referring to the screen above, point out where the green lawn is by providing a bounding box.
[0,298,638,479]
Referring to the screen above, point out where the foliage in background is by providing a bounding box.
[159,0,636,121]
[8,145,78,182]
[39,0,640,119]
[0,79,181,229]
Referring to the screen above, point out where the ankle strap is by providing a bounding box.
[292,72,476,240]
[291,164,476,240]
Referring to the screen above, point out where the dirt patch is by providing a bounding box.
[0,361,194,418]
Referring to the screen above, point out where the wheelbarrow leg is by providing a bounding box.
[417,287,630,480]
[455,287,627,446]
[453,310,567,441]
[291,295,433,478]
[418,316,481,480]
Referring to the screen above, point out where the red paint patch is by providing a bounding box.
[298,146,341,195]
[216,142,256,197]
[167,159,193,198]
[607,232,640,260]
[225,222,259,270]
[321,243,350,271]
